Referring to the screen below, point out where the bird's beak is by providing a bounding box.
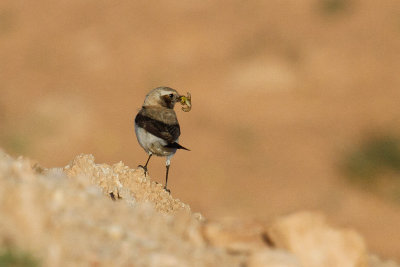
[179,92,192,112]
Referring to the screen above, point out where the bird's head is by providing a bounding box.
[143,87,191,111]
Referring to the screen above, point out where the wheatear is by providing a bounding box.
[134,87,191,192]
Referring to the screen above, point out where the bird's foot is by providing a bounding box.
[109,192,121,201]
[163,186,171,194]
[138,165,148,176]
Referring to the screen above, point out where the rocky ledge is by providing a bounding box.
[0,150,398,267]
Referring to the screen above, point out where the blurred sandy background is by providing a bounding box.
[1,0,400,260]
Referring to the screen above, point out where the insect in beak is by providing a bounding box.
[179,92,192,112]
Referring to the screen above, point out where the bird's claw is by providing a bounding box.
[138,165,148,176]
[163,186,171,194]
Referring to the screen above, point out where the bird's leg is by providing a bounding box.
[138,154,152,176]
[164,159,171,193]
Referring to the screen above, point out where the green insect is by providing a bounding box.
[179,92,192,112]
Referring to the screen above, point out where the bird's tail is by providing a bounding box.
[164,142,190,151]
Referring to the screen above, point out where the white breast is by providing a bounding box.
[134,123,177,157]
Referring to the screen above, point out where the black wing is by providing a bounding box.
[135,113,180,143]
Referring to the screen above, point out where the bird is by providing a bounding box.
[134,86,191,193]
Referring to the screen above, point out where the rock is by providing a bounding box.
[0,150,240,267]
[247,249,300,267]
[0,149,398,267]
[64,154,191,214]
[202,218,270,254]
[268,211,368,267]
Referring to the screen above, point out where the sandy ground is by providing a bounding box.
[1,0,400,260]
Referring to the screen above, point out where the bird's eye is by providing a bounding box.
[169,94,174,98]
